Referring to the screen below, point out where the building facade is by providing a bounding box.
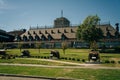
[15,17,120,48]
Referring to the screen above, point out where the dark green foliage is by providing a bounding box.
[111,60,115,64]
[76,15,103,43]
[82,59,85,62]
[114,46,120,53]
[118,61,120,64]
[77,59,80,61]
[72,58,75,61]
[105,60,110,63]
[69,58,72,60]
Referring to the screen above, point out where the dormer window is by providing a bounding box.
[39,31,42,34]
[106,31,111,39]
[51,30,54,34]
[64,29,67,33]
[28,31,30,35]
[35,34,40,41]
[71,29,74,33]
[45,30,48,34]
[23,35,27,41]
[58,30,61,33]
[41,34,46,41]
[29,35,33,41]
[61,33,67,40]
[33,31,36,34]
[48,34,53,41]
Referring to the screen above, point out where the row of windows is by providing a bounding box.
[17,34,67,41]
[28,29,75,35]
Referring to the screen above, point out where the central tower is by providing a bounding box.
[54,10,70,28]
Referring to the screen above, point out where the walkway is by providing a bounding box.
[0,58,120,69]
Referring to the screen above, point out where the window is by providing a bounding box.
[61,33,67,40]
[45,30,48,34]
[71,29,74,33]
[48,34,53,41]
[58,30,61,33]
[39,31,42,34]
[41,34,46,41]
[33,31,36,34]
[35,35,40,41]
[64,29,67,33]
[51,30,54,34]
[29,35,33,41]
[23,35,27,41]
[28,31,30,35]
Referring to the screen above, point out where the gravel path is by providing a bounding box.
[0,58,120,69]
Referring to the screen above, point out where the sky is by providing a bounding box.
[0,0,120,32]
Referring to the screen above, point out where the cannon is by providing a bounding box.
[88,50,100,62]
[21,50,30,58]
[50,50,60,59]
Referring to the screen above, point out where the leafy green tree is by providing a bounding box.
[61,41,67,54]
[76,15,103,47]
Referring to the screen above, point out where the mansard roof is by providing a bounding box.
[20,27,77,40]
[96,24,117,36]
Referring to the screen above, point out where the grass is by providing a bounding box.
[1,49,120,80]
[0,58,76,66]
[0,65,120,80]
[6,48,120,61]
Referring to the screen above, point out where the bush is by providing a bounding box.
[64,57,67,60]
[44,56,47,59]
[111,60,115,64]
[77,59,80,61]
[60,57,64,59]
[118,61,120,64]
[114,46,120,53]
[105,60,110,63]
[41,56,43,58]
[69,58,72,60]
[72,58,75,61]
[82,59,85,62]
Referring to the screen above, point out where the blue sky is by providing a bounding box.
[0,0,120,31]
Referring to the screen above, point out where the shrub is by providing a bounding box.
[114,46,120,53]
[77,59,80,61]
[60,57,64,59]
[82,59,85,62]
[105,60,110,63]
[41,56,43,58]
[72,58,75,61]
[64,57,67,60]
[111,60,115,64]
[44,56,47,59]
[69,58,72,60]
[118,61,120,64]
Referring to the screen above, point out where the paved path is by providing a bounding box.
[0,58,120,69]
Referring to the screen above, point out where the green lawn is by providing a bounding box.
[6,48,120,61]
[0,65,120,80]
[0,49,120,80]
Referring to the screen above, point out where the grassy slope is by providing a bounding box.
[0,65,120,80]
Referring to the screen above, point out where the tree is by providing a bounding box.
[76,15,103,48]
[61,41,67,54]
